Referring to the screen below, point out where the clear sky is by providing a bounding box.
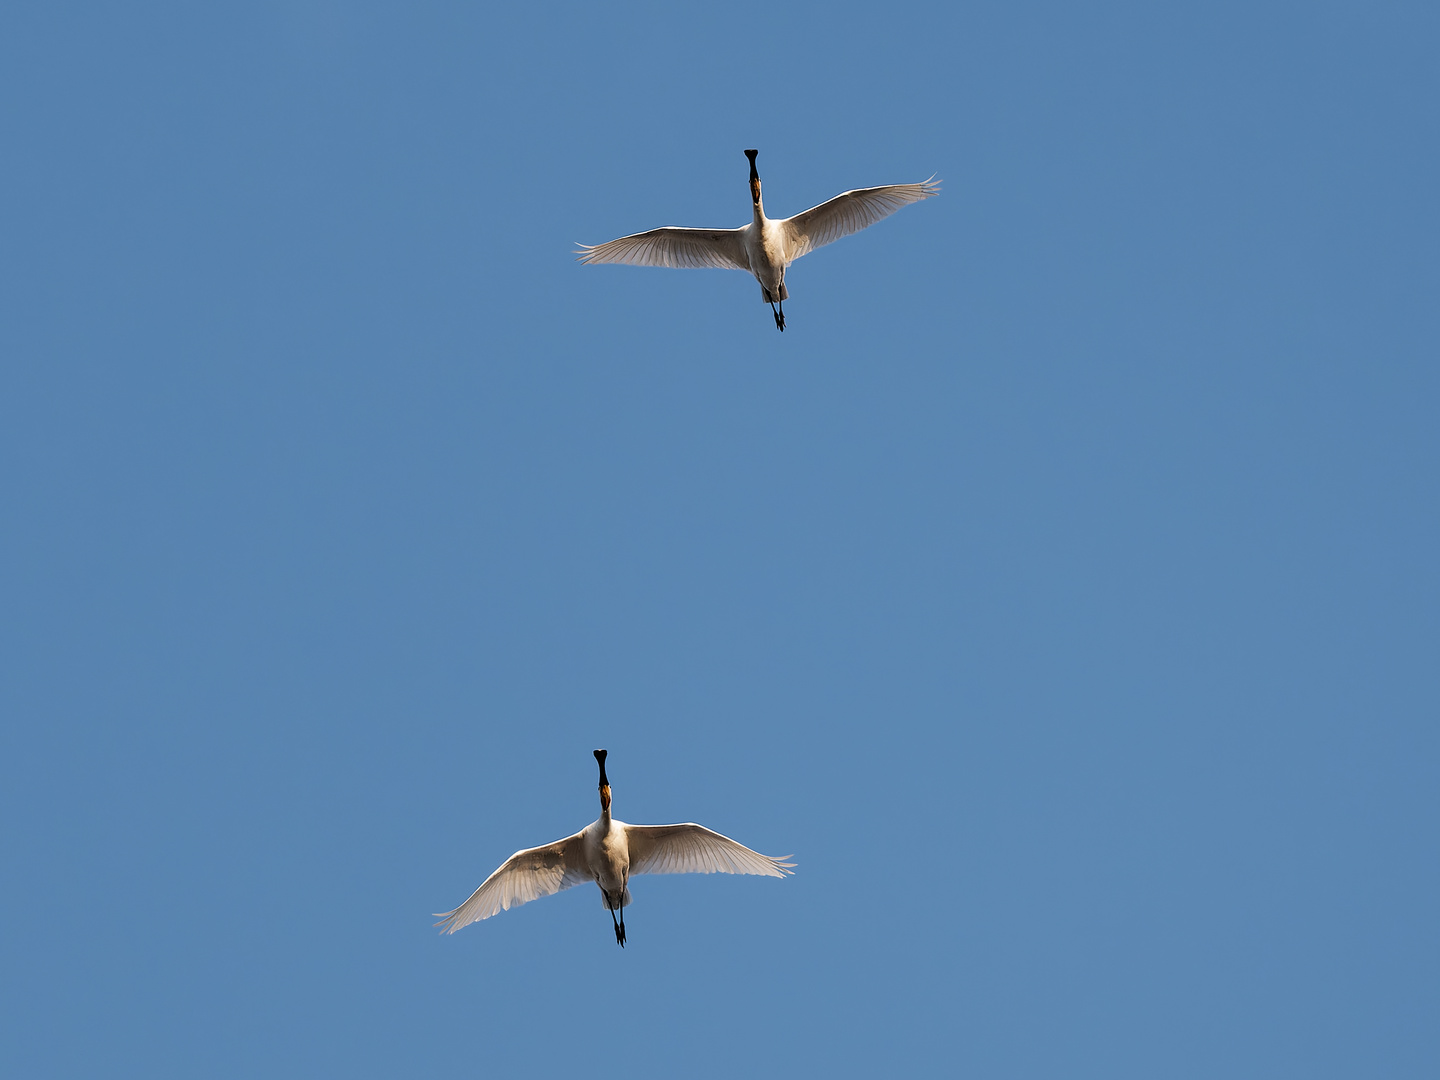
[2,2,1437,1077]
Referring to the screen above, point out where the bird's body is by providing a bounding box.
[577,149,939,330]
[434,750,793,945]
[744,206,791,306]
[589,815,631,912]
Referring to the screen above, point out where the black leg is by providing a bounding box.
[610,898,627,944]
[777,295,785,331]
[608,897,624,947]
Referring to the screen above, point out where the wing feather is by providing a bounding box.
[625,823,796,878]
[433,832,590,934]
[782,178,940,262]
[576,226,750,271]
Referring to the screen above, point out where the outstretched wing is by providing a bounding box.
[625,823,795,877]
[433,832,591,934]
[576,227,750,271]
[781,178,940,262]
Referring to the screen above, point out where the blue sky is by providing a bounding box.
[2,2,1437,1077]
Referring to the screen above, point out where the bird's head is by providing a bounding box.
[594,749,611,812]
[745,149,761,205]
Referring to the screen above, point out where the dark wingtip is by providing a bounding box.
[593,748,607,762]
[744,148,758,160]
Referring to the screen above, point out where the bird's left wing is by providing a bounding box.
[781,178,940,262]
[625,823,795,877]
[433,831,590,934]
[576,227,750,271]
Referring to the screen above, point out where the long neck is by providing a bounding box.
[747,150,766,224]
[595,750,612,824]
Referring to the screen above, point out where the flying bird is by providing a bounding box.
[434,750,794,946]
[577,150,939,331]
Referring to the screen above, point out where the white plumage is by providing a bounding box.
[577,149,939,330]
[434,750,794,945]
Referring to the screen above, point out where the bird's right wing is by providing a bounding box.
[625,823,795,877]
[433,832,591,934]
[576,227,750,271]
[781,178,940,262]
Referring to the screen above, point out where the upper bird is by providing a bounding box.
[434,750,794,946]
[577,150,939,331]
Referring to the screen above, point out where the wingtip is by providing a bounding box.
[433,908,464,933]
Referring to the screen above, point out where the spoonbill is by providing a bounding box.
[434,750,795,946]
[576,149,939,330]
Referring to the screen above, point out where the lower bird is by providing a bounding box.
[434,749,795,946]
[577,149,939,331]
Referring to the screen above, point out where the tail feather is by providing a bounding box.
[600,886,633,909]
